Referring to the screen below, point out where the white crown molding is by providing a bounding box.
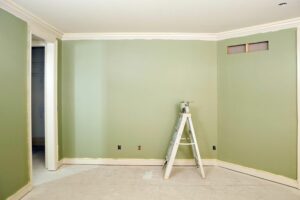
[62,18,300,41]
[0,0,63,41]
[7,182,32,200]
[61,32,218,41]
[217,17,300,40]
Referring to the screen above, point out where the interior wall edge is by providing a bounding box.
[0,0,63,40]
[217,17,300,40]
[26,28,33,193]
[297,26,300,189]
[6,182,32,200]
[217,160,299,188]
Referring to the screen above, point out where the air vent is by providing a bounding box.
[227,41,269,55]
[227,44,246,54]
[248,41,269,52]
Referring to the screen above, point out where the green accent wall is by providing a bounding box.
[217,29,297,179]
[57,39,63,160]
[60,40,218,159]
[0,9,29,200]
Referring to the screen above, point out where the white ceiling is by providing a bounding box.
[13,0,300,33]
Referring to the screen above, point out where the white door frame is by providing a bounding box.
[27,30,59,184]
[297,26,300,189]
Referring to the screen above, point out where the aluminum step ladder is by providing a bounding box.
[163,102,205,179]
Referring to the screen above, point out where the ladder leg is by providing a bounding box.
[186,126,197,163]
[187,116,205,178]
[164,115,187,179]
[165,115,183,160]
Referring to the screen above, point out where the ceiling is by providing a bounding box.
[13,0,300,33]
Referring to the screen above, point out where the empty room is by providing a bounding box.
[0,0,300,199]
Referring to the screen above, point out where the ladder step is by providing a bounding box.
[179,143,195,146]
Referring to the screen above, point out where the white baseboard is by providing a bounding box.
[7,182,32,200]
[217,160,298,188]
[61,157,297,188]
[57,159,63,169]
[62,158,217,166]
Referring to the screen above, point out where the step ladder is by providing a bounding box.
[163,102,205,179]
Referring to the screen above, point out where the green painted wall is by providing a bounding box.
[0,9,29,200]
[217,29,297,179]
[57,39,63,160]
[0,6,297,199]
[60,40,218,159]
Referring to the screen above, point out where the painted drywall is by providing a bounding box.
[218,29,297,179]
[60,40,218,159]
[57,39,63,160]
[0,9,29,200]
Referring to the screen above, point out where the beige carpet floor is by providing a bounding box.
[22,165,300,200]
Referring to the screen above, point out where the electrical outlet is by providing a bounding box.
[138,145,141,150]
[212,145,216,150]
[118,145,121,150]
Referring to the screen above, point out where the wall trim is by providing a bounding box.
[44,41,59,171]
[217,17,300,40]
[0,0,63,41]
[217,161,298,188]
[62,18,300,41]
[61,32,218,41]
[7,182,32,200]
[62,158,217,166]
[297,26,300,189]
[31,40,46,47]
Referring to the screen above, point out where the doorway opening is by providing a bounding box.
[31,36,46,184]
[29,34,59,185]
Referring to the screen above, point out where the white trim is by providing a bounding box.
[44,41,59,171]
[62,18,300,41]
[217,17,300,40]
[62,32,218,41]
[0,0,63,41]
[217,160,298,188]
[62,158,217,166]
[31,40,46,47]
[57,159,63,169]
[297,26,300,189]
[7,182,32,200]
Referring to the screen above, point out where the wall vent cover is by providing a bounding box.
[248,41,269,52]
[227,41,269,55]
[227,44,246,54]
